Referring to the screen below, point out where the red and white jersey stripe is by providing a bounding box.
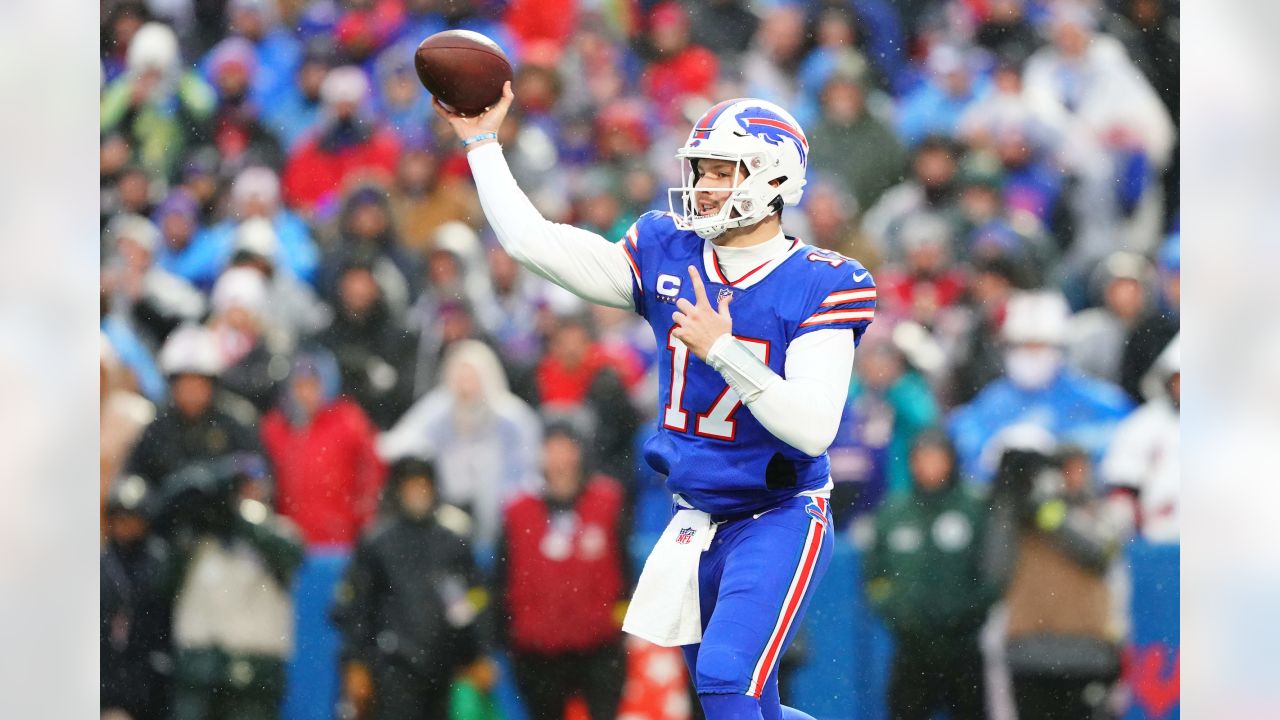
[820,288,877,306]
[799,308,875,328]
[618,222,643,291]
[622,243,643,291]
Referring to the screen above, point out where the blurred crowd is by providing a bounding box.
[99,0,1179,719]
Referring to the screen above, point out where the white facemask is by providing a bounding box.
[1004,346,1063,390]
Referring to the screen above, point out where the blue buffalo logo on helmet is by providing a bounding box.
[733,107,808,168]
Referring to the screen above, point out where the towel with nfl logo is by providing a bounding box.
[623,507,714,646]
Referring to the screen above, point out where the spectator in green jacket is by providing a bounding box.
[808,64,907,213]
[152,456,304,720]
[862,429,995,720]
[101,22,216,182]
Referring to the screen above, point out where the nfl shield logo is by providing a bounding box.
[718,288,734,300]
[676,527,696,545]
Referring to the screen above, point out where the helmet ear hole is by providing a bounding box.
[768,175,788,214]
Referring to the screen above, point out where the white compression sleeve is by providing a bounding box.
[467,143,636,310]
[706,328,855,457]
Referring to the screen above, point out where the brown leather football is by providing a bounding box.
[413,30,513,117]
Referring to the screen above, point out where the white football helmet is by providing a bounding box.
[668,98,809,240]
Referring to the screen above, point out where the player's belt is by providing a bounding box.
[673,493,784,526]
[673,478,833,526]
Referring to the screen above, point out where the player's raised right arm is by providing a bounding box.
[434,83,636,310]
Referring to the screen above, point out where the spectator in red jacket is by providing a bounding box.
[535,314,643,482]
[640,3,718,124]
[262,346,386,547]
[334,0,405,63]
[497,422,629,720]
[505,0,577,54]
[282,65,400,215]
[876,212,969,326]
[535,313,643,407]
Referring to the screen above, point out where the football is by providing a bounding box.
[413,30,513,117]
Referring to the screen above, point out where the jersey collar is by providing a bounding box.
[702,232,806,289]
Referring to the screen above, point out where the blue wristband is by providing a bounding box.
[461,132,497,148]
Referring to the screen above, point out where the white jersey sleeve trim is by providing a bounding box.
[467,143,636,310]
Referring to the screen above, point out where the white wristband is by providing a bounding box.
[706,334,779,403]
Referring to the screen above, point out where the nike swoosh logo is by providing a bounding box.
[851,270,869,282]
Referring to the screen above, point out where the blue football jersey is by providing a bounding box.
[621,211,876,515]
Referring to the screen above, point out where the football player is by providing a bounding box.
[436,83,875,720]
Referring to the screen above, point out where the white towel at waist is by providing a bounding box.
[622,507,714,647]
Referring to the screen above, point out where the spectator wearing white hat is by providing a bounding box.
[227,217,331,349]
[948,290,1134,482]
[125,325,260,488]
[208,267,292,414]
[410,221,501,336]
[205,34,261,118]
[282,65,402,213]
[230,166,318,282]
[103,213,207,349]
[379,340,542,553]
[101,22,217,180]
[1101,335,1180,543]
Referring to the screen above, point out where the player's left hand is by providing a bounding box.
[672,265,732,362]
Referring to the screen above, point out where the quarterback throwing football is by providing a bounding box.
[437,83,875,720]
